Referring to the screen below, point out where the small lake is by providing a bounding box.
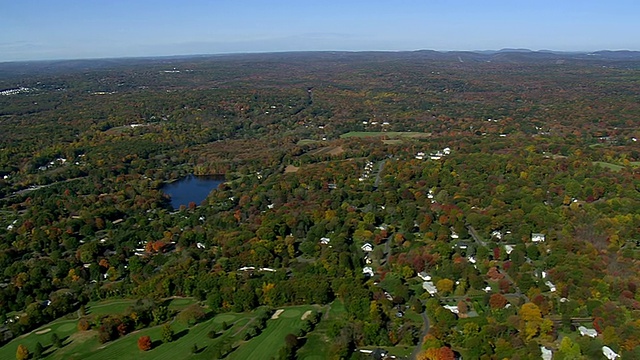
[162,175,224,210]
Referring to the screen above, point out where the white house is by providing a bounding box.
[423,281,438,295]
[602,346,619,360]
[531,233,546,242]
[361,243,373,252]
[418,272,431,281]
[196,242,206,249]
[504,244,515,255]
[578,326,598,338]
[545,281,557,292]
[443,305,459,314]
[363,267,374,277]
[320,237,331,245]
[540,346,553,360]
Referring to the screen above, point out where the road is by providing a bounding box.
[467,225,528,302]
[373,159,386,189]
[2,176,88,200]
[410,311,430,360]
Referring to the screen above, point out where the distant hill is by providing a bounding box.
[2,49,640,79]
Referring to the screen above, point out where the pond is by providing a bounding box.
[162,175,224,210]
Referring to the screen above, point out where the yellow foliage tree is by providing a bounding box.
[436,279,454,295]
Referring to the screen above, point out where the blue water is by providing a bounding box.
[162,175,223,209]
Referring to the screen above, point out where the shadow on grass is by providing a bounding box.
[173,328,189,341]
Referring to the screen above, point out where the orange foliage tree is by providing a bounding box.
[137,335,152,351]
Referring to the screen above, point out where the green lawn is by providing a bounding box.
[297,301,346,360]
[593,161,625,172]
[297,139,318,145]
[340,131,431,139]
[86,299,138,316]
[1,302,327,360]
[229,306,316,360]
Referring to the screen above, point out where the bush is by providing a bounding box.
[207,329,218,339]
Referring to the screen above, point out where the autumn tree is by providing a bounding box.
[520,302,543,340]
[137,335,152,351]
[436,279,454,295]
[78,317,91,331]
[16,344,29,360]
[489,293,508,310]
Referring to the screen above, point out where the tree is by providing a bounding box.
[137,335,152,351]
[436,279,454,295]
[16,344,29,360]
[489,293,508,310]
[78,317,90,331]
[161,323,174,343]
[191,343,198,354]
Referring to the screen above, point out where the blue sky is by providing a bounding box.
[1,0,639,61]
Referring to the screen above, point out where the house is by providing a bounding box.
[504,244,515,255]
[361,243,373,252]
[320,237,331,245]
[418,272,431,281]
[364,254,372,264]
[545,281,557,292]
[491,230,503,240]
[540,346,553,360]
[384,291,393,301]
[196,242,206,249]
[578,326,597,338]
[238,266,256,271]
[602,346,619,360]
[443,305,459,314]
[531,233,546,242]
[423,281,438,295]
[363,267,374,277]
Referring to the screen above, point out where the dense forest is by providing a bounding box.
[0,51,639,359]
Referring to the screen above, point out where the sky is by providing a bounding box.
[1,0,639,62]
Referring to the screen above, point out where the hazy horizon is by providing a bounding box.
[1,0,639,62]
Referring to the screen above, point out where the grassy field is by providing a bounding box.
[340,131,431,139]
[229,305,317,360]
[1,301,326,360]
[593,161,640,172]
[297,301,346,360]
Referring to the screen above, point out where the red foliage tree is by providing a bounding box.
[138,335,152,351]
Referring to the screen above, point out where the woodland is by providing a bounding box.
[0,51,639,359]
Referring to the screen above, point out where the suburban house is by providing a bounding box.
[545,280,557,292]
[578,326,598,338]
[320,237,331,245]
[361,243,373,252]
[602,346,619,360]
[540,346,553,360]
[422,281,438,295]
[418,272,431,281]
[531,233,546,242]
[363,267,374,277]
